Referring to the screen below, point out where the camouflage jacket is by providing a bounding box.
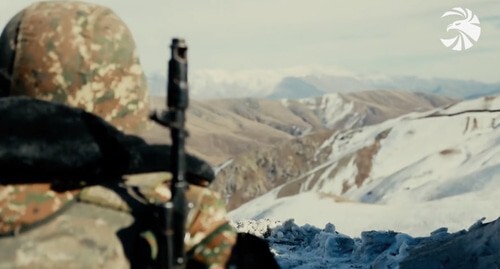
[0,175,236,269]
[0,97,237,269]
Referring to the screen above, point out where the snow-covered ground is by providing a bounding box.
[295,93,355,129]
[228,96,500,268]
[230,190,499,238]
[232,218,500,269]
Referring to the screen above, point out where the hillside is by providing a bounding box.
[228,96,500,237]
[143,91,454,165]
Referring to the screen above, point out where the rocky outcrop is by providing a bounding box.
[211,131,334,210]
[400,218,500,269]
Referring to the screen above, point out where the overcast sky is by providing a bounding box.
[1,0,499,82]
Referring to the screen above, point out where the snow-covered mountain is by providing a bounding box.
[147,66,356,98]
[282,75,500,100]
[148,70,500,100]
[210,91,453,209]
[228,96,500,237]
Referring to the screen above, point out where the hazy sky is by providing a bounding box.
[1,0,499,82]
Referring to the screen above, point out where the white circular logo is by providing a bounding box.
[440,7,481,51]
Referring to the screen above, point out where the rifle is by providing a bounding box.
[150,38,190,269]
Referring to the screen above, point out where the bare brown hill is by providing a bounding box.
[142,90,454,166]
[211,130,335,210]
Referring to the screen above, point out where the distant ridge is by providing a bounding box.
[143,90,454,166]
[267,77,324,99]
[147,72,500,100]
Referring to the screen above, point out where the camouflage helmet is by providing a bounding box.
[0,1,149,134]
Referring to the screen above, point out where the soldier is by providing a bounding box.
[0,1,244,268]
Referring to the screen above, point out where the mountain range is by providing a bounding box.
[144,79,499,266]
[144,91,453,165]
[148,71,500,100]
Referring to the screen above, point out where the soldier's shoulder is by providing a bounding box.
[0,201,131,269]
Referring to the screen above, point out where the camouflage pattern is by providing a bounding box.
[0,173,237,268]
[0,1,149,134]
[0,184,77,235]
[185,186,237,268]
[0,202,133,269]
[80,172,237,268]
[0,1,237,268]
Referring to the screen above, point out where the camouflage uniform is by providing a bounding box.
[0,1,236,268]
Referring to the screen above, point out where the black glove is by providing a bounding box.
[0,96,214,185]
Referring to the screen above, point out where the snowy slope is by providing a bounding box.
[230,187,499,237]
[295,94,356,129]
[230,96,500,237]
[212,91,454,209]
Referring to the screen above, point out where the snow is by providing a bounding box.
[214,159,233,175]
[231,218,500,269]
[189,65,355,99]
[294,94,356,129]
[280,99,290,108]
[315,158,357,195]
[317,94,354,129]
[442,96,500,114]
[229,95,500,237]
[184,68,500,100]
[355,112,499,205]
[229,189,499,238]
[370,112,496,183]
[228,96,499,268]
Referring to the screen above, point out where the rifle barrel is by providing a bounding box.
[168,38,189,268]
